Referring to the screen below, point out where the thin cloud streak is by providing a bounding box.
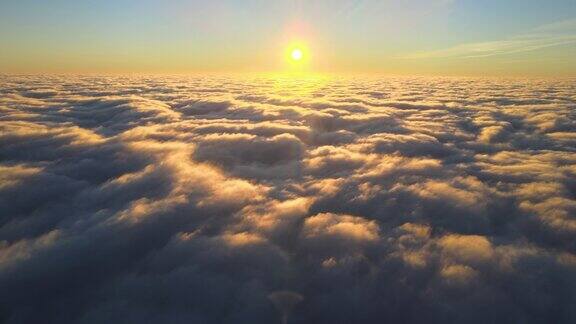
[404,18,576,59]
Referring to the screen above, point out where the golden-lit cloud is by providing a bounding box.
[1,74,576,323]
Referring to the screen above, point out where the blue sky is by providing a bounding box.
[1,0,575,74]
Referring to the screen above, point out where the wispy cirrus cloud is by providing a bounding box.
[404,18,576,59]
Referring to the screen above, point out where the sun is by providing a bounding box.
[285,42,309,69]
[291,48,303,61]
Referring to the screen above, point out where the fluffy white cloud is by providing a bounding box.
[0,75,575,323]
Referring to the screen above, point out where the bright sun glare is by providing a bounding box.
[285,42,309,69]
[291,48,303,61]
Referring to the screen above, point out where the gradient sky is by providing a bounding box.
[1,0,575,75]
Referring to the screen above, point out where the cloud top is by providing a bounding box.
[1,74,575,323]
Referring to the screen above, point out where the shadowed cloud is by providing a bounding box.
[0,74,575,323]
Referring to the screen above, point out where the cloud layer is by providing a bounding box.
[1,74,576,323]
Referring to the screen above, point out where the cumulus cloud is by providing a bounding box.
[0,74,575,323]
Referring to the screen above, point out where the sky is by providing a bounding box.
[0,0,575,75]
